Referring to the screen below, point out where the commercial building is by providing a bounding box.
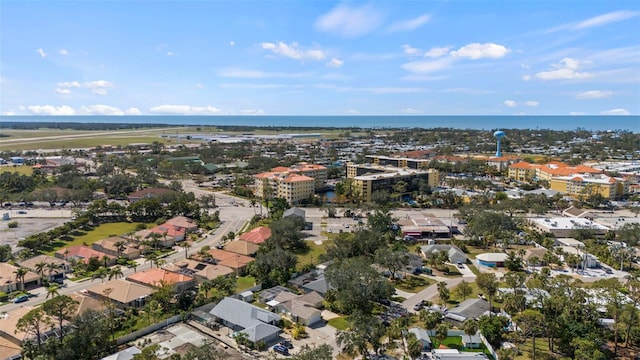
[346,163,439,202]
[529,217,609,238]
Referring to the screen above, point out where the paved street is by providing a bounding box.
[402,270,477,313]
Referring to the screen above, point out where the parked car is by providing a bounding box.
[413,303,423,311]
[13,295,29,303]
[273,344,289,355]
[17,210,27,214]
[456,262,465,269]
[280,340,293,349]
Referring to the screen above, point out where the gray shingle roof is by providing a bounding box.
[210,297,281,342]
[448,298,490,320]
[283,207,305,219]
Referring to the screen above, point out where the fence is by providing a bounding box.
[115,314,184,346]
[479,332,498,360]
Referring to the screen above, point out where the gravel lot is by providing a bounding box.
[1,212,71,251]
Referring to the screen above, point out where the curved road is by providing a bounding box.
[1,189,254,313]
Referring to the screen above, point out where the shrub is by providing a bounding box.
[7,221,18,228]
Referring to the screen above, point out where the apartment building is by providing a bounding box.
[550,173,628,199]
[271,163,328,189]
[346,163,439,202]
[507,161,603,182]
[255,172,315,204]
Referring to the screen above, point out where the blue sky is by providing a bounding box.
[1,1,639,116]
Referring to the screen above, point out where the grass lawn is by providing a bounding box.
[0,166,33,176]
[395,275,434,293]
[444,265,463,276]
[0,136,170,151]
[328,316,349,330]
[515,337,571,360]
[236,276,257,293]
[465,245,488,259]
[44,222,142,255]
[296,240,332,271]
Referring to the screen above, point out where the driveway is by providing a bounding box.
[402,273,476,313]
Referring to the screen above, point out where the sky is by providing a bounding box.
[1,1,639,116]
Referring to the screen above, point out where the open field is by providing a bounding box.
[0,165,33,175]
[296,240,332,270]
[0,136,170,151]
[44,222,142,255]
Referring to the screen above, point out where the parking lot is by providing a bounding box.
[1,211,71,251]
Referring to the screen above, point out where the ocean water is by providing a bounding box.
[1,115,638,131]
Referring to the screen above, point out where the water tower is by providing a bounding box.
[493,130,506,157]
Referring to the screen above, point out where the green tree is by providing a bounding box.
[374,248,410,281]
[406,332,423,359]
[13,266,28,291]
[513,309,545,360]
[420,310,441,330]
[41,295,78,343]
[336,312,386,359]
[462,319,478,336]
[17,307,51,353]
[476,273,498,315]
[435,323,449,345]
[325,257,395,314]
[478,315,508,347]
[437,281,450,304]
[455,280,473,301]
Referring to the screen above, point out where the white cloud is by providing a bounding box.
[149,105,222,115]
[569,111,587,115]
[92,88,108,96]
[573,10,640,30]
[450,43,510,59]
[600,108,630,115]
[576,90,613,99]
[195,83,204,89]
[57,81,81,88]
[346,109,359,114]
[424,47,450,58]
[1,110,15,116]
[59,49,68,56]
[522,75,531,81]
[399,108,423,114]
[36,48,47,58]
[326,57,344,68]
[79,105,125,115]
[229,41,235,46]
[525,101,539,107]
[402,44,421,56]
[315,4,383,38]
[261,42,327,61]
[535,57,592,80]
[54,88,71,95]
[84,80,114,88]
[166,51,175,56]
[239,109,265,115]
[26,105,75,115]
[337,87,424,94]
[386,14,431,32]
[124,107,142,115]
[401,57,454,74]
[504,100,517,107]
[401,74,449,82]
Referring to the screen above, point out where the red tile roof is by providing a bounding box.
[239,226,272,244]
[127,268,194,287]
[56,245,115,263]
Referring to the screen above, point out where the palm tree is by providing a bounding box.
[462,319,478,336]
[46,284,60,299]
[114,241,126,259]
[108,266,123,280]
[145,253,158,269]
[46,262,60,281]
[200,280,213,299]
[250,199,257,214]
[91,268,108,283]
[34,261,48,282]
[180,241,191,259]
[435,323,449,347]
[14,267,29,291]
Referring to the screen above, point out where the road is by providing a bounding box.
[1,188,254,313]
[402,266,477,313]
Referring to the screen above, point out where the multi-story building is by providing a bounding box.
[365,155,432,169]
[346,163,439,202]
[550,173,628,199]
[507,161,603,182]
[255,172,315,204]
[507,162,540,181]
[270,163,328,190]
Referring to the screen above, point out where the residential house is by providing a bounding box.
[205,249,254,274]
[523,248,549,266]
[100,346,142,360]
[0,263,40,292]
[282,207,306,221]
[420,244,467,264]
[163,259,233,284]
[164,216,198,233]
[224,240,260,257]
[127,268,195,292]
[209,297,282,344]
[134,225,186,247]
[17,254,71,280]
[0,306,32,346]
[408,327,432,351]
[444,299,490,326]
[432,349,488,360]
[55,245,116,266]
[271,291,324,326]
[238,226,272,245]
[461,334,482,349]
[86,279,153,308]
[288,271,332,296]
[0,336,22,360]
[259,286,295,304]
[92,237,141,260]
